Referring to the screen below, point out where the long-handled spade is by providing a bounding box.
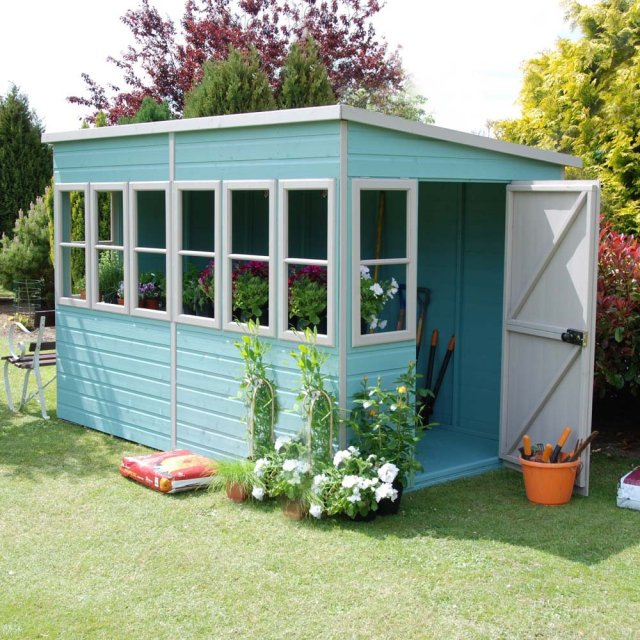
[421,334,456,425]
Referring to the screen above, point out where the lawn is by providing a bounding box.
[0,356,639,639]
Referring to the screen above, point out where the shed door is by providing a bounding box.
[500,181,599,492]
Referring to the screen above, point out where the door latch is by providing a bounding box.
[561,329,586,347]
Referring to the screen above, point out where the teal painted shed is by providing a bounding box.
[44,105,600,491]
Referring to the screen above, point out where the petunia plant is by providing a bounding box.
[359,265,398,332]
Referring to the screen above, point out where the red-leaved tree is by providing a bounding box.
[595,219,640,398]
[68,0,404,123]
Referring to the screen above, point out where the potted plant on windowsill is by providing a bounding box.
[117,281,124,305]
[138,272,164,310]
[196,259,215,318]
[98,250,124,304]
[182,266,199,315]
[359,265,398,333]
[288,265,327,333]
[232,261,269,325]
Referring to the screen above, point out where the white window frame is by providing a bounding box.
[90,183,129,315]
[223,180,276,337]
[278,179,335,346]
[55,183,91,308]
[351,178,418,347]
[129,182,171,321]
[172,181,221,329]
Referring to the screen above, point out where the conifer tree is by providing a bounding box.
[279,37,335,109]
[0,86,52,237]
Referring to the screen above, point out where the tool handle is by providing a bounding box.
[541,443,553,463]
[522,435,532,458]
[549,426,572,463]
[566,431,599,462]
[431,329,439,347]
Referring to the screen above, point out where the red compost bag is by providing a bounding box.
[120,449,216,494]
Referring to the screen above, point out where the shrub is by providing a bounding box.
[0,189,54,305]
[595,220,640,397]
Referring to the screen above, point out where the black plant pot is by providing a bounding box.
[377,479,404,516]
[195,300,214,318]
[351,509,377,522]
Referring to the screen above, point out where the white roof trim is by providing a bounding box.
[42,104,581,169]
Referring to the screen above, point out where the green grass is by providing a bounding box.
[1,357,639,639]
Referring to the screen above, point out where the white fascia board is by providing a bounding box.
[42,102,581,169]
[338,105,582,169]
[42,105,343,143]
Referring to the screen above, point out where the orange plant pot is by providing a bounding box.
[520,455,582,506]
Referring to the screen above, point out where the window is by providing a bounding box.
[55,184,90,306]
[223,181,275,335]
[279,179,335,345]
[352,179,417,347]
[130,183,170,317]
[91,184,127,313]
[174,181,220,327]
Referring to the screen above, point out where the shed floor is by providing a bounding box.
[412,426,502,490]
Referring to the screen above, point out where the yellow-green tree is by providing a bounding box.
[492,0,640,233]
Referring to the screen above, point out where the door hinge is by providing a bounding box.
[561,329,587,347]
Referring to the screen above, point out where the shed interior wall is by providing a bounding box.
[414,182,506,487]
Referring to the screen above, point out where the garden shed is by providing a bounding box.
[43,105,599,492]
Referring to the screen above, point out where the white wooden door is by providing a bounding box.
[500,181,599,492]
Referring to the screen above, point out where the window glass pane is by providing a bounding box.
[60,191,85,242]
[360,190,407,261]
[182,255,215,318]
[137,254,166,310]
[97,191,124,244]
[359,263,404,335]
[136,191,166,249]
[287,190,328,260]
[231,191,269,255]
[231,259,269,325]
[182,191,215,252]
[61,247,86,298]
[97,249,124,305]
[287,264,327,333]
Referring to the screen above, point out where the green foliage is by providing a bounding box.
[343,82,434,123]
[359,265,399,331]
[0,85,52,238]
[70,192,85,289]
[0,189,54,303]
[349,362,426,486]
[210,459,257,494]
[492,0,640,233]
[290,328,336,467]
[98,251,124,303]
[279,37,335,109]
[288,266,327,328]
[117,97,173,125]
[595,221,640,397]
[234,321,277,456]
[45,178,54,268]
[183,47,276,118]
[232,261,269,321]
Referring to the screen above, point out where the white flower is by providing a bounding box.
[309,504,323,519]
[369,317,379,330]
[390,404,397,412]
[357,477,378,490]
[370,282,384,296]
[347,491,362,503]
[289,472,301,485]
[347,445,360,456]
[254,458,269,477]
[367,454,378,463]
[282,459,300,472]
[341,475,361,489]
[251,486,265,501]
[312,474,327,494]
[333,450,352,467]
[360,265,371,279]
[390,277,399,294]
[274,435,292,452]
[379,320,387,330]
[363,400,373,409]
[296,460,311,475]
[378,462,399,484]
[375,482,398,503]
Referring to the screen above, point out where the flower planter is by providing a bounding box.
[143,298,160,310]
[351,509,377,522]
[226,482,249,503]
[520,455,582,506]
[377,479,404,516]
[195,300,214,318]
[282,499,307,520]
[117,298,124,306]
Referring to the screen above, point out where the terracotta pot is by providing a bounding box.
[282,499,307,521]
[226,482,249,503]
[117,298,124,306]
[144,298,160,310]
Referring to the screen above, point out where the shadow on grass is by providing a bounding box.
[302,452,640,566]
